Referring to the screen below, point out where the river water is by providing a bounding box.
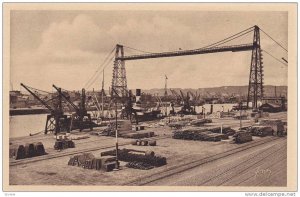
[9,103,236,138]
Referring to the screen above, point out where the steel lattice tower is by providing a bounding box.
[247,26,264,109]
[111,44,128,98]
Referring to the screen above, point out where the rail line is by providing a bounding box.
[9,134,171,166]
[198,139,286,186]
[124,137,285,186]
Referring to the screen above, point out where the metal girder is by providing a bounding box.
[247,26,264,109]
[116,43,254,61]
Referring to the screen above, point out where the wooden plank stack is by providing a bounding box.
[68,153,117,172]
[54,139,75,150]
[232,131,253,143]
[172,126,234,142]
[249,126,274,137]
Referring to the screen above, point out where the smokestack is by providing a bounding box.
[136,89,141,103]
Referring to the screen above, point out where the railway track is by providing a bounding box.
[9,134,171,166]
[124,136,285,186]
[198,139,286,186]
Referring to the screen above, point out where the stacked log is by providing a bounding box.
[190,119,212,126]
[126,161,154,170]
[54,139,75,150]
[172,127,232,142]
[259,119,285,136]
[68,153,117,172]
[232,131,252,143]
[249,126,274,137]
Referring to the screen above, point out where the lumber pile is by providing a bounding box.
[54,139,75,150]
[9,142,46,160]
[232,131,252,143]
[172,126,234,142]
[190,119,212,126]
[126,161,154,170]
[249,126,274,137]
[168,121,189,129]
[259,119,285,136]
[68,153,118,172]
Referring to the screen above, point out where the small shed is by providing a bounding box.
[259,103,282,113]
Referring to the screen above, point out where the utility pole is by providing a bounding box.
[112,88,120,170]
[239,101,242,129]
[101,69,104,117]
[115,100,119,170]
[164,75,168,97]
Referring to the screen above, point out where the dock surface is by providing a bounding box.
[9,112,287,186]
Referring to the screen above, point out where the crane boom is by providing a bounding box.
[20,83,54,113]
[117,43,254,61]
[52,84,79,113]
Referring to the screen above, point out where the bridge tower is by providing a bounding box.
[247,26,264,109]
[111,44,128,98]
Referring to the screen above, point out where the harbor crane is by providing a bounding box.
[52,84,94,131]
[20,83,69,134]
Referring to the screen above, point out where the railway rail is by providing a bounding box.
[9,134,171,166]
[124,136,285,186]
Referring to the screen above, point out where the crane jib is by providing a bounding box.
[116,43,255,61]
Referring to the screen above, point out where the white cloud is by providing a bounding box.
[11,12,288,91]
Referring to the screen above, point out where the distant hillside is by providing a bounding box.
[140,85,287,97]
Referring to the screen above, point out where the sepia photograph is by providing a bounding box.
[2,3,297,192]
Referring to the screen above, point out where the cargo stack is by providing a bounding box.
[9,142,46,160]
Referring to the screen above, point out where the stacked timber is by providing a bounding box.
[172,126,234,142]
[190,119,212,126]
[249,126,274,137]
[54,139,75,150]
[258,119,285,136]
[126,161,154,170]
[232,131,252,143]
[9,142,46,160]
[68,153,117,172]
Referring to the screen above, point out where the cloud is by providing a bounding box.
[11,12,288,91]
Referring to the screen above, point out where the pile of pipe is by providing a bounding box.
[9,142,46,160]
[190,118,212,126]
[131,139,157,146]
[126,161,154,170]
[101,148,167,167]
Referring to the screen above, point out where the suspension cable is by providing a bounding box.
[209,29,254,48]
[260,28,288,52]
[83,46,116,88]
[195,26,255,50]
[123,45,153,54]
[85,55,115,90]
[263,50,288,67]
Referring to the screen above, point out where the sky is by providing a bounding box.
[10,10,288,92]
